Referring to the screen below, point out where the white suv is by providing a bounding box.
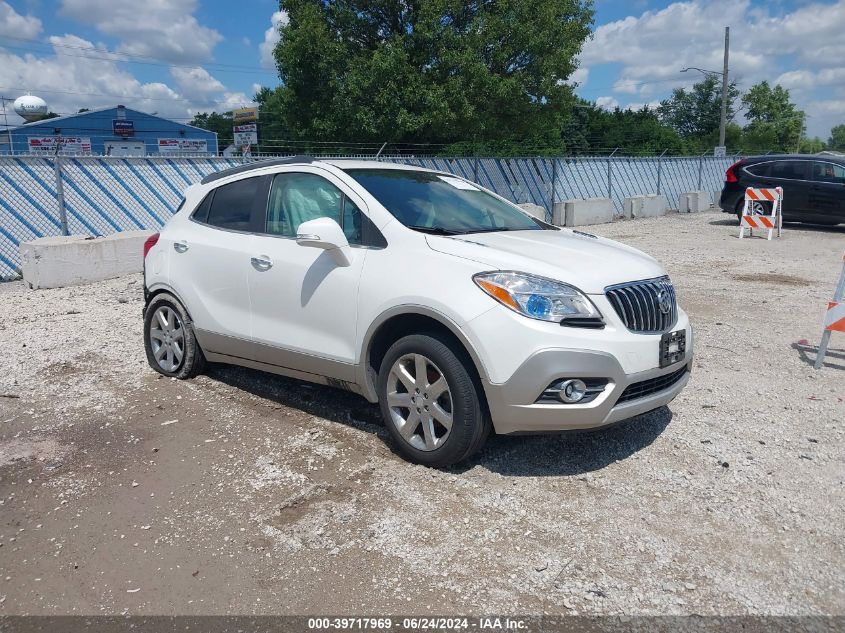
[142,157,692,466]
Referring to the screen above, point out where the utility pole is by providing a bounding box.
[718,26,730,150]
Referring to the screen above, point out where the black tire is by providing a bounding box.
[735,198,771,222]
[143,292,206,379]
[377,333,490,467]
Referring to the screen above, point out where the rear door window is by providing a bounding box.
[811,161,845,184]
[205,177,261,231]
[769,161,807,180]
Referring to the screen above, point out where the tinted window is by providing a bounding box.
[769,161,806,180]
[266,173,362,244]
[346,169,542,235]
[811,161,845,184]
[746,162,770,177]
[206,177,260,231]
[191,192,213,223]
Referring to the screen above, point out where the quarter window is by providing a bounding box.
[266,172,362,244]
[745,163,770,177]
[190,192,213,223]
[769,161,807,180]
[204,177,260,231]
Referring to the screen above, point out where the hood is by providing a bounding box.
[425,228,665,294]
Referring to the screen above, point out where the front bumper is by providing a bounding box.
[484,351,691,434]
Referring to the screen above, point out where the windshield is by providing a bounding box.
[345,169,545,234]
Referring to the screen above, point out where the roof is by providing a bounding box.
[743,153,845,162]
[200,156,440,185]
[7,105,216,136]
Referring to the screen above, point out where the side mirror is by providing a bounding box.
[295,217,352,267]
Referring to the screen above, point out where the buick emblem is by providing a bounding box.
[657,289,672,315]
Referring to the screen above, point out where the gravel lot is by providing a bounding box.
[0,210,843,616]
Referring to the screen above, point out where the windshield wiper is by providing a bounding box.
[407,225,463,235]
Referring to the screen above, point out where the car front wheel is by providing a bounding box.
[377,333,490,467]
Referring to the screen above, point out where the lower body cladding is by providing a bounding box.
[483,348,692,435]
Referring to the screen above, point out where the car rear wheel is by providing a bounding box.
[735,198,771,222]
[377,333,490,467]
[144,292,206,379]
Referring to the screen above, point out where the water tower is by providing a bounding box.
[13,95,49,122]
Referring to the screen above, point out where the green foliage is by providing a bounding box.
[828,124,845,152]
[576,103,686,155]
[189,111,234,149]
[740,81,804,153]
[253,87,292,154]
[657,75,739,141]
[798,136,826,154]
[270,0,594,151]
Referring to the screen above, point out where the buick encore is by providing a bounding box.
[143,157,693,466]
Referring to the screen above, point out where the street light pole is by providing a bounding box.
[719,26,730,149]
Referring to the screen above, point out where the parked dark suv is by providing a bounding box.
[719,154,845,225]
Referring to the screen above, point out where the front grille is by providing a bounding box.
[605,276,677,333]
[617,366,688,404]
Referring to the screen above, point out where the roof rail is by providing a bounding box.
[200,155,315,184]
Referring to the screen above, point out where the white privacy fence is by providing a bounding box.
[0,154,734,279]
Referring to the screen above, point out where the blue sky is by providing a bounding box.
[0,0,843,139]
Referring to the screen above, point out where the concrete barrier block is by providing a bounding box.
[553,198,614,227]
[20,230,154,289]
[623,194,668,218]
[517,203,547,221]
[679,190,713,213]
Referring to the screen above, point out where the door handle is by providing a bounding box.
[251,256,273,271]
[173,241,188,253]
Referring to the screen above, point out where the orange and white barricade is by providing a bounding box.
[738,187,782,240]
[814,253,845,369]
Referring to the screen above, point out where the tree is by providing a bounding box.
[253,87,293,154]
[828,124,845,152]
[271,0,594,151]
[656,75,739,141]
[189,111,234,149]
[542,98,687,156]
[740,81,805,153]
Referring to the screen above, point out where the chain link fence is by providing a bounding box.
[0,154,734,280]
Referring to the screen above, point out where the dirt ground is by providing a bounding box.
[0,210,843,616]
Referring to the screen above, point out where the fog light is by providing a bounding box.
[558,379,587,403]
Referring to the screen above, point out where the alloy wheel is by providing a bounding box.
[386,353,454,451]
[149,305,185,373]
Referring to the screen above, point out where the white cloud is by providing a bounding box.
[0,35,245,126]
[578,0,845,138]
[564,67,589,87]
[0,1,42,39]
[60,0,223,63]
[595,96,619,110]
[260,10,289,69]
[171,67,226,98]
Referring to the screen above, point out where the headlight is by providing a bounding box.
[473,271,602,323]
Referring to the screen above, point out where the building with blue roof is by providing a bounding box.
[0,105,218,156]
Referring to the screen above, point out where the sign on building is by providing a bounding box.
[232,107,259,124]
[233,123,258,147]
[113,120,135,137]
[157,138,209,155]
[27,136,92,155]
